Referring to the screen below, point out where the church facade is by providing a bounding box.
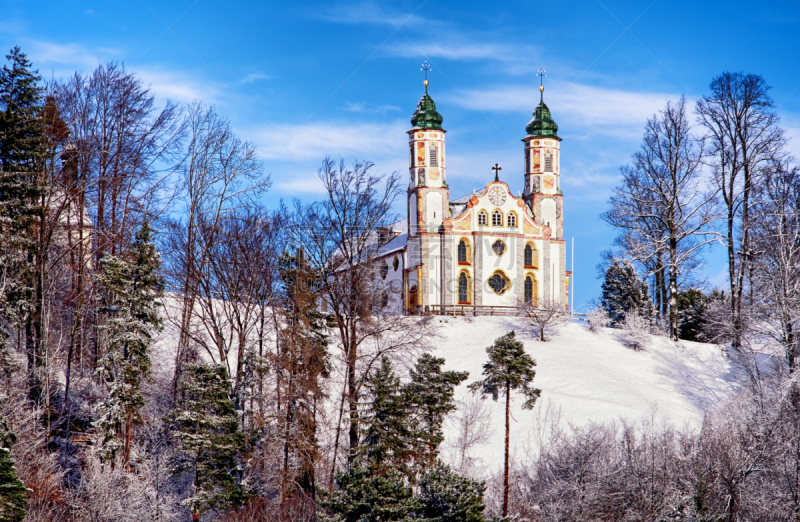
[375,78,570,314]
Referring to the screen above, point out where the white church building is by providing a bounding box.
[374,75,570,314]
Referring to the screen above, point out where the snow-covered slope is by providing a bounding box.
[430,317,742,472]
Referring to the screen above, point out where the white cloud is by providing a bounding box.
[314,2,426,28]
[24,40,117,74]
[133,67,220,104]
[384,40,537,63]
[444,82,678,138]
[239,72,271,84]
[343,101,401,113]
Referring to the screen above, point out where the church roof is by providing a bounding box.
[410,91,444,130]
[525,89,559,138]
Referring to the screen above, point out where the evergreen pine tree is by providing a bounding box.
[601,260,653,326]
[677,288,707,342]
[322,461,416,522]
[0,411,27,522]
[468,331,540,518]
[413,460,486,522]
[360,356,413,476]
[0,47,44,401]
[406,353,468,469]
[94,223,164,468]
[166,363,246,519]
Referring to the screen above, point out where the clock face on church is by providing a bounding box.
[488,186,506,206]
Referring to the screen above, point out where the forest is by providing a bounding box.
[2,43,800,521]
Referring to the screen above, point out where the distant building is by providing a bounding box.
[374,76,570,314]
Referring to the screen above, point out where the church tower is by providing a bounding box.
[522,77,563,239]
[406,65,449,311]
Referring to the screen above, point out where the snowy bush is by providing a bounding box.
[586,307,609,333]
[622,313,650,351]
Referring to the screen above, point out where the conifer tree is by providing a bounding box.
[94,223,164,468]
[0,412,27,522]
[677,288,707,342]
[166,363,246,519]
[323,460,417,522]
[0,47,44,401]
[406,354,468,469]
[601,260,653,326]
[360,357,413,476]
[414,460,486,522]
[469,331,540,518]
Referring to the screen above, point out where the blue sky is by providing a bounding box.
[3,0,800,309]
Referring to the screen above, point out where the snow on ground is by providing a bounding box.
[429,316,743,473]
[147,297,745,475]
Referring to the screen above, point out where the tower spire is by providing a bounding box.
[421,61,431,94]
[537,67,546,103]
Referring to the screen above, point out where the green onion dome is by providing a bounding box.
[410,89,444,130]
[525,88,558,138]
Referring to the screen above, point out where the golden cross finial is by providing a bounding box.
[537,67,546,100]
[421,61,431,93]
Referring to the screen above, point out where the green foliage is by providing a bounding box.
[468,331,540,409]
[0,46,43,354]
[94,223,164,462]
[0,412,27,522]
[360,356,413,476]
[322,461,417,522]
[601,260,653,326]
[677,288,707,342]
[406,354,468,469]
[166,363,247,517]
[414,460,486,522]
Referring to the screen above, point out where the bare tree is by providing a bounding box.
[289,158,433,480]
[518,297,569,341]
[604,97,715,340]
[696,72,787,348]
[750,165,800,371]
[163,102,269,397]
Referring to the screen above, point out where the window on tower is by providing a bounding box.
[410,144,414,166]
[429,143,438,167]
[526,150,531,173]
[545,151,553,172]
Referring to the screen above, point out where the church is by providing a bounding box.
[374,71,570,315]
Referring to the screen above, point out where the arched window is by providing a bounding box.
[492,209,503,226]
[410,144,414,166]
[393,255,399,271]
[458,272,470,304]
[525,276,533,304]
[380,261,389,279]
[545,151,553,172]
[381,291,389,308]
[429,143,438,167]
[524,243,539,268]
[458,239,470,264]
[526,149,531,173]
[478,211,488,226]
[488,271,510,295]
[507,212,517,227]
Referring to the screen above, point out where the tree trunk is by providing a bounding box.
[669,237,679,341]
[504,381,510,517]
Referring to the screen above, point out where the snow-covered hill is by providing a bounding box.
[430,316,742,472]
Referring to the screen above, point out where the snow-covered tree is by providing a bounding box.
[602,97,713,340]
[677,288,708,342]
[166,363,247,519]
[622,313,651,351]
[0,46,44,401]
[414,460,487,522]
[468,331,540,518]
[94,223,163,468]
[601,261,653,326]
